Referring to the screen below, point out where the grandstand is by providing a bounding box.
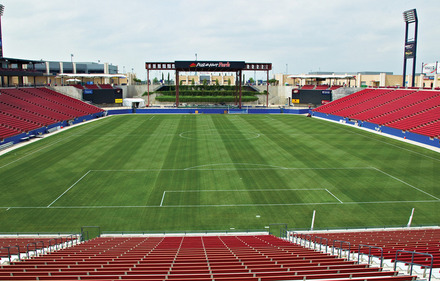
[312,88,440,139]
[293,228,440,267]
[0,1,439,281]
[0,87,105,141]
[0,234,418,281]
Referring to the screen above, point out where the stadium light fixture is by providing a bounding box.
[0,5,4,17]
[403,9,417,23]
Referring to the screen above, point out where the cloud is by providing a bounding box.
[1,0,439,78]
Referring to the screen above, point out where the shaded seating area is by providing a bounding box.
[0,235,416,281]
[0,87,104,140]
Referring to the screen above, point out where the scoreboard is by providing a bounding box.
[291,89,332,105]
[83,88,123,104]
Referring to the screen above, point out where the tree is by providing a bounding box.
[167,73,170,85]
[153,77,159,84]
[268,79,278,86]
[228,78,231,86]
[249,77,255,84]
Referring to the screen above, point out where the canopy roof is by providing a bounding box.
[288,74,355,79]
[56,73,127,79]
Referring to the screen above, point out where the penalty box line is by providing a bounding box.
[371,167,440,201]
[159,188,342,207]
[47,170,91,208]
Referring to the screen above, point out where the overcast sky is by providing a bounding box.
[1,0,438,80]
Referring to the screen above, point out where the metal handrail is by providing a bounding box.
[357,244,383,268]
[26,242,37,259]
[313,236,329,253]
[0,245,20,263]
[300,234,312,248]
[394,250,433,281]
[332,240,351,260]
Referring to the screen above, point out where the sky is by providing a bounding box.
[1,0,438,80]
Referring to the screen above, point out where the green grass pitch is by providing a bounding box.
[0,114,439,233]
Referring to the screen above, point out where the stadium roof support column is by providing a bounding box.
[147,69,150,107]
[235,73,239,106]
[237,70,242,109]
[266,69,269,107]
[175,70,180,107]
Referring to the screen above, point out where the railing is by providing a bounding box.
[0,245,20,263]
[313,236,329,253]
[0,234,80,263]
[357,244,383,268]
[332,240,351,260]
[394,250,433,281]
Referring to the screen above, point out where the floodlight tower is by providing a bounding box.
[0,4,4,58]
[402,9,418,88]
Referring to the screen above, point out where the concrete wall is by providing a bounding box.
[51,84,360,106]
[332,87,362,101]
[50,86,83,99]
[254,85,291,105]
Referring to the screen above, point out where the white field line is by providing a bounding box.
[0,137,69,169]
[326,189,343,204]
[161,189,334,207]
[160,191,167,207]
[164,189,326,193]
[372,167,440,201]
[2,200,439,209]
[149,116,155,120]
[0,116,112,164]
[91,166,374,172]
[332,121,440,160]
[47,170,91,207]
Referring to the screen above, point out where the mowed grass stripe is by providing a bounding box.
[210,116,295,206]
[0,114,439,233]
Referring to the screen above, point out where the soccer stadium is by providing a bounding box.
[0,2,440,281]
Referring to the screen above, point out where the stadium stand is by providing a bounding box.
[312,88,440,138]
[294,228,440,268]
[329,85,343,90]
[301,85,315,90]
[315,85,329,90]
[84,84,100,89]
[0,236,78,262]
[0,235,416,281]
[71,84,84,90]
[0,87,104,140]
[99,84,114,89]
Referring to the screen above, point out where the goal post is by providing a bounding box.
[80,226,101,241]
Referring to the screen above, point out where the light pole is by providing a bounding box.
[0,4,5,58]
[402,9,418,88]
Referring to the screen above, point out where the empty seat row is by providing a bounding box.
[313,88,440,137]
[0,87,104,140]
[0,235,417,281]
